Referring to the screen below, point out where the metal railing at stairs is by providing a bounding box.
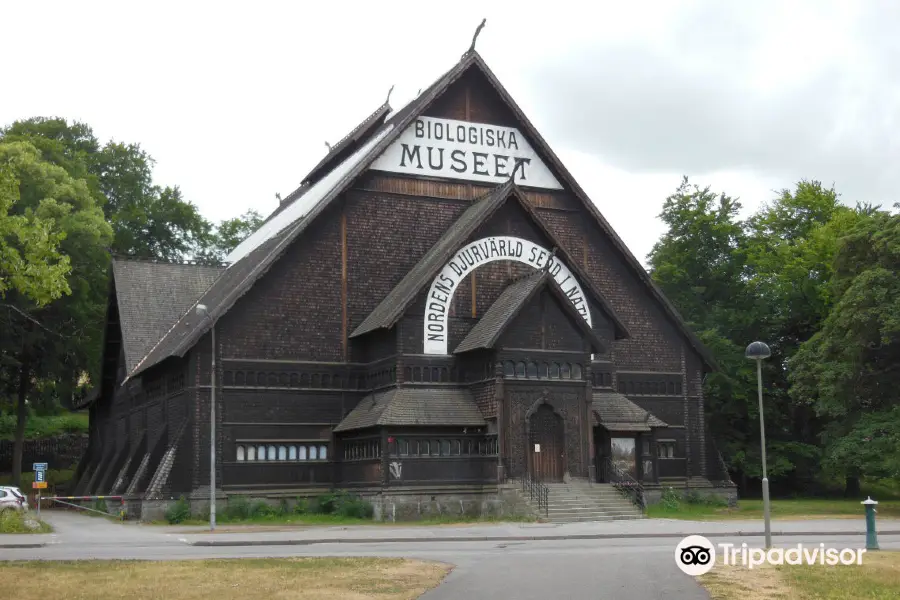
[600,457,646,513]
[522,471,549,519]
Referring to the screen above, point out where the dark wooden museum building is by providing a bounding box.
[73,43,735,519]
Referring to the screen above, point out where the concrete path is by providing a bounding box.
[3,511,900,548]
[4,513,900,600]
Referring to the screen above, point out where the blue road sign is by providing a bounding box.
[35,470,46,483]
[33,462,48,471]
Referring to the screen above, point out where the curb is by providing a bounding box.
[0,543,46,549]
[188,529,900,547]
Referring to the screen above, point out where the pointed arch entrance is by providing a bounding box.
[526,401,565,482]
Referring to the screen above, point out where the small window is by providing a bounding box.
[441,439,451,456]
[526,362,538,378]
[539,363,549,378]
[257,445,266,461]
[642,440,650,455]
[309,445,318,460]
[658,442,676,459]
[289,446,297,460]
[319,445,327,460]
[247,446,256,461]
[515,362,526,377]
[421,440,430,456]
[298,446,308,460]
[236,445,245,461]
[572,364,582,379]
[399,439,408,456]
[504,361,515,376]
[267,445,277,461]
[561,363,571,379]
[278,446,287,461]
[451,440,461,456]
[550,363,560,378]
[431,440,440,457]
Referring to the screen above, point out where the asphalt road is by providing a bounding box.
[4,513,899,600]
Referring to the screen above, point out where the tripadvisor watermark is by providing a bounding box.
[675,535,866,576]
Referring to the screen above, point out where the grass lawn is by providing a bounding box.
[700,550,900,599]
[647,498,900,521]
[0,558,451,600]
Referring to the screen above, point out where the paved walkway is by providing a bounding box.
[4,511,898,548]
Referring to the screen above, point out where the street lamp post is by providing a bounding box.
[196,304,216,532]
[746,341,772,549]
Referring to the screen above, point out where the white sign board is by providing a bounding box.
[423,236,591,355]
[371,116,563,189]
[534,444,541,453]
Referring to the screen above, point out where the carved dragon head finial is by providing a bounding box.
[463,18,487,58]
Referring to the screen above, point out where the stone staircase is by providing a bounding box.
[524,480,645,523]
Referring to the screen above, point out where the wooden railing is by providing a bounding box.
[600,457,645,513]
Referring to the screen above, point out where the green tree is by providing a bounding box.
[649,177,870,494]
[2,117,212,260]
[790,208,900,489]
[196,209,264,263]
[0,140,112,486]
[0,160,71,306]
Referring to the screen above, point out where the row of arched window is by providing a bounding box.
[394,437,498,458]
[503,360,583,380]
[617,379,682,396]
[236,444,328,462]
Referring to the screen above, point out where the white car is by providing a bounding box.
[0,486,29,513]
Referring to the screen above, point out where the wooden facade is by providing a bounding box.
[72,49,733,509]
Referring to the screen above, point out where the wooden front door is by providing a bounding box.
[528,404,565,482]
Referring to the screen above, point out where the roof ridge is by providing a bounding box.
[111,254,228,268]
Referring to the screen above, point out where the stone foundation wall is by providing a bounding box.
[645,480,738,507]
[364,485,535,522]
[129,484,536,522]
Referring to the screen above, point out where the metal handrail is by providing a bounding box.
[522,471,549,518]
[600,457,646,512]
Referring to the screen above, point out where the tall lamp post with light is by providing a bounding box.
[746,341,772,548]
[196,304,216,531]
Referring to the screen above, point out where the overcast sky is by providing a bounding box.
[4,0,897,264]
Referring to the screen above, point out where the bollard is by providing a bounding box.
[862,496,879,550]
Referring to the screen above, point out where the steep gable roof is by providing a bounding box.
[454,270,607,354]
[111,258,224,372]
[125,47,715,381]
[351,178,628,340]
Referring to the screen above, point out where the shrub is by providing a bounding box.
[660,487,681,511]
[294,497,310,515]
[0,510,50,533]
[249,500,275,518]
[224,496,252,521]
[277,498,290,516]
[165,496,191,524]
[336,496,374,519]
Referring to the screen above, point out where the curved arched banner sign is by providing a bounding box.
[423,236,592,355]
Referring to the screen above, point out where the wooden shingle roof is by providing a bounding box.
[333,387,486,432]
[111,258,224,372]
[592,391,667,432]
